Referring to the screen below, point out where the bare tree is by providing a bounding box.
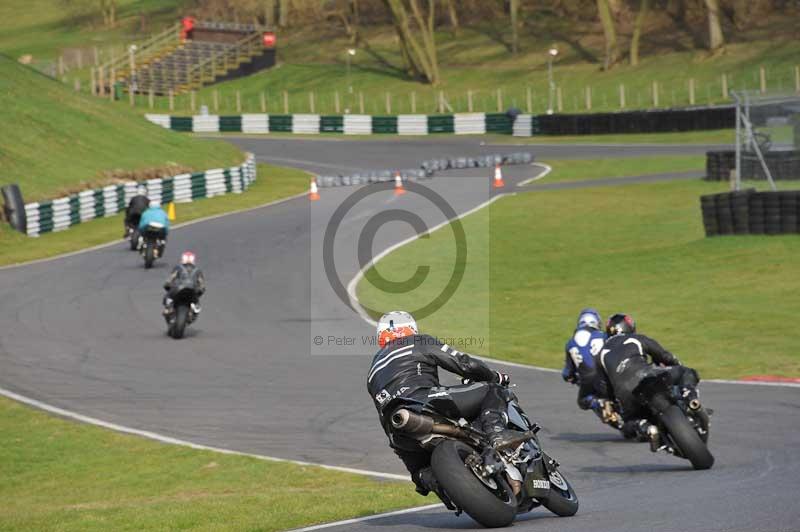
[596,0,619,69]
[704,0,725,50]
[629,0,648,66]
[510,0,520,54]
[278,0,290,27]
[445,0,459,35]
[100,0,116,27]
[384,0,440,85]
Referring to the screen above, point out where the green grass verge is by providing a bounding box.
[0,163,308,267]
[357,158,800,379]
[539,155,704,183]
[0,395,423,532]
[0,55,241,202]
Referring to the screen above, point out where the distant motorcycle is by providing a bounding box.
[164,285,200,339]
[619,369,714,470]
[139,223,166,269]
[389,383,578,528]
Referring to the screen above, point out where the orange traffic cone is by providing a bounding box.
[493,165,505,188]
[394,173,406,196]
[309,178,320,201]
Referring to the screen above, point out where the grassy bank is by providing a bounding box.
[357,158,800,379]
[0,395,423,531]
[0,55,241,202]
[0,163,308,267]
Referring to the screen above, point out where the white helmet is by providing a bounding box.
[376,311,418,347]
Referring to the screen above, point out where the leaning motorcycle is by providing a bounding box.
[631,369,714,470]
[139,223,166,269]
[389,385,578,528]
[164,285,199,339]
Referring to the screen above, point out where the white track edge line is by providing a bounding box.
[517,162,552,186]
[0,386,411,481]
[287,504,444,532]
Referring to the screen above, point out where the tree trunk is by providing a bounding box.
[279,0,290,27]
[596,0,619,70]
[630,0,648,66]
[384,0,440,85]
[704,0,725,51]
[445,0,459,35]
[510,0,519,54]
[264,0,275,26]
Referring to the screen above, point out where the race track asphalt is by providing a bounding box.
[1,137,798,532]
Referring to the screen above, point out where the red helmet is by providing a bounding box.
[181,251,196,266]
[376,311,418,348]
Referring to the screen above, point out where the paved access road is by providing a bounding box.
[1,137,797,532]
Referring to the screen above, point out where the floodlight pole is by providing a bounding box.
[733,91,742,191]
[547,48,558,115]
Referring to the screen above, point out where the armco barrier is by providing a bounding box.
[700,189,800,237]
[23,154,256,237]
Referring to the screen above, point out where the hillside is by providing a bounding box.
[0,54,240,202]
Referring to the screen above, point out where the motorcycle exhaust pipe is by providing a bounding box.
[391,409,466,438]
[688,399,702,411]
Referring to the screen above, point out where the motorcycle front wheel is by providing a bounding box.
[431,440,517,528]
[540,468,579,517]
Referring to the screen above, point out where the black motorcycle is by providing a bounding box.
[624,368,714,470]
[164,285,199,339]
[139,223,166,269]
[389,385,578,528]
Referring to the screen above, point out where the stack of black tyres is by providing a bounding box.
[764,193,782,235]
[700,194,719,236]
[780,191,798,233]
[730,190,751,235]
[748,192,765,235]
[715,193,734,235]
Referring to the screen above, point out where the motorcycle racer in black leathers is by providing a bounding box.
[598,313,700,439]
[367,311,512,498]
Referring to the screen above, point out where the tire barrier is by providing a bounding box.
[21,154,256,237]
[145,112,513,136]
[1,184,27,233]
[513,106,734,137]
[705,150,800,181]
[314,152,534,189]
[700,189,800,237]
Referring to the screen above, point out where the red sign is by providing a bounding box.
[262,32,276,48]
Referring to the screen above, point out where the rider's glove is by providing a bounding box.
[494,371,511,386]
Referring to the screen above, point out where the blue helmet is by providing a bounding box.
[576,308,602,331]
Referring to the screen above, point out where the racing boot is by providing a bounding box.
[481,410,519,449]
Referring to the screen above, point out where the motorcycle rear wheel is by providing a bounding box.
[431,440,517,528]
[144,245,155,269]
[660,405,714,470]
[170,304,189,339]
[129,229,140,251]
